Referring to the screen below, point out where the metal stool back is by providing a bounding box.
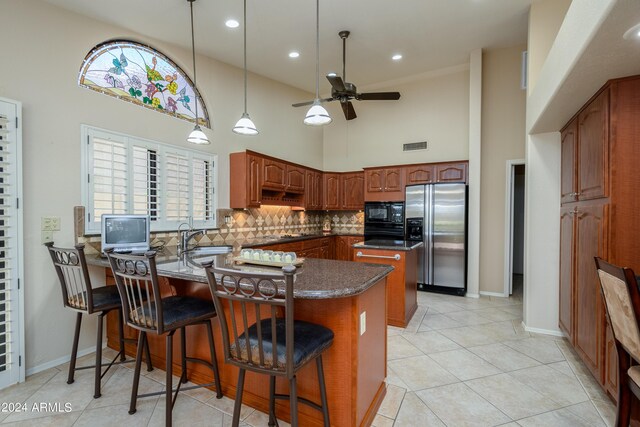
[205,264,331,427]
[107,250,222,427]
[45,242,151,398]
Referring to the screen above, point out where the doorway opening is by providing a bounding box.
[504,160,525,298]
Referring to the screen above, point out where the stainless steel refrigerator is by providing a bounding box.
[405,183,467,295]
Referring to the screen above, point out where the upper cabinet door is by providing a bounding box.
[577,88,609,201]
[384,168,402,192]
[342,172,365,210]
[435,162,467,183]
[324,173,341,210]
[247,154,262,207]
[262,158,286,190]
[405,165,434,185]
[561,119,578,204]
[286,165,305,193]
[365,169,385,193]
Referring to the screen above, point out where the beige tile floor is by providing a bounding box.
[0,286,616,426]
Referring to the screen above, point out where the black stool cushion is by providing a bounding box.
[130,296,215,330]
[68,286,121,311]
[231,319,334,369]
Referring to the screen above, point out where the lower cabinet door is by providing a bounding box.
[604,320,618,400]
[559,207,575,340]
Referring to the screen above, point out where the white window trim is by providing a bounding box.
[80,124,217,234]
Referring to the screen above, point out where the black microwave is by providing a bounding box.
[364,202,405,225]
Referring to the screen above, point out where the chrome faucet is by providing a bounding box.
[180,229,205,253]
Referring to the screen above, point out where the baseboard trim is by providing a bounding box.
[465,293,480,299]
[479,291,508,298]
[26,345,99,377]
[522,322,565,337]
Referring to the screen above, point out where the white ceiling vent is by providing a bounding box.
[403,141,428,151]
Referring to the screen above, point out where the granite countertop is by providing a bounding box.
[86,246,392,300]
[354,239,424,251]
[241,232,363,248]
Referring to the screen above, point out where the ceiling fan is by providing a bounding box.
[292,30,401,121]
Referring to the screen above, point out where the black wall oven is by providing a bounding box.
[364,202,405,240]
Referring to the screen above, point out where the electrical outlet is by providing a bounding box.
[41,216,61,231]
[360,311,366,335]
[41,230,53,244]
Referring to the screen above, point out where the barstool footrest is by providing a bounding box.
[73,349,134,379]
[273,392,324,413]
[135,381,220,400]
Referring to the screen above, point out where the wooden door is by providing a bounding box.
[559,206,575,340]
[314,172,323,210]
[384,168,402,192]
[324,173,341,210]
[577,89,609,201]
[365,169,384,193]
[560,119,578,204]
[247,154,262,207]
[405,165,434,185]
[574,203,608,379]
[436,162,467,183]
[305,170,315,209]
[335,236,349,261]
[286,165,305,193]
[262,158,286,190]
[342,172,365,210]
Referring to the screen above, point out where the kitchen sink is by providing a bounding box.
[186,245,233,256]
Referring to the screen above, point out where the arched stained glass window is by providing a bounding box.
[78,40,210,128]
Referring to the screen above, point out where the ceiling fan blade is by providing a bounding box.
[358,92,401,101]
[327,75,346,92]
[341,101,357,120]
[292,97,334,108]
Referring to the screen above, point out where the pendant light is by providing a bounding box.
[304,0,332,126]
[233,0,258,135]
[186,0,210,144]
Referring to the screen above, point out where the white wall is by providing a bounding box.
[0,0,322,371]
[322,67,470,171]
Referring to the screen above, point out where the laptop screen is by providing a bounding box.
[101,214,150,253]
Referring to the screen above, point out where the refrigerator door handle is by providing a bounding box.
[356,252,401,261]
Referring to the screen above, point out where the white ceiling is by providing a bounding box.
[44,0,532,93]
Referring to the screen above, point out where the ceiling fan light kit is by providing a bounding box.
[186,0,210,144]
[233,0,258,135]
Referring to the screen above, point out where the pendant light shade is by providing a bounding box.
[186,0,210,144]
[304,101,332,126]
[233,0,258,135]
[233,113,258,135]
[305,0,331,126]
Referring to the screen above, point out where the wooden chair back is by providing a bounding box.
[204,263,297,378]
[106,250,165,333]
[45,242,95,313]
[595,257,640,361]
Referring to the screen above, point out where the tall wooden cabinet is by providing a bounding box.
[559,76,640,400]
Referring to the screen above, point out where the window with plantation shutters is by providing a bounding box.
[82,126,216,233]
[0,98,24,390]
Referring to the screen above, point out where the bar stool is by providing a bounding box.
[45,242,153,399]
[204,263,334,427]
[106,250,223,427]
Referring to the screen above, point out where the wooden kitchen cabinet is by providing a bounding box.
[286,164,305,193]
[561,119,578,204]
[305,169,323,210]
[577,88,609,201]
[262,158,286,190]
[435,162,467,183]
[341,172,365,210]
[558,76,640,402]
[364,167,404,202]
[405,164,435,185]
[230,152,262,209]
[323,173,341,210]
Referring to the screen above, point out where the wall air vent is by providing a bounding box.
[403,141,428,151]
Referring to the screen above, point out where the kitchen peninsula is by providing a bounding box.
[87,249,393,427]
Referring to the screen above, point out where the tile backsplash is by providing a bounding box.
[76,206,364,254]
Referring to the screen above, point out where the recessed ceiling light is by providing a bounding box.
[289,51,300,59]
[392,54,403,61]
[225,19,239,28]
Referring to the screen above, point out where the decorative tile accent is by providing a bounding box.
[76,206,364,254]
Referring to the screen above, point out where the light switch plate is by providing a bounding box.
[41,216,61,231]
[360,311,366,335]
